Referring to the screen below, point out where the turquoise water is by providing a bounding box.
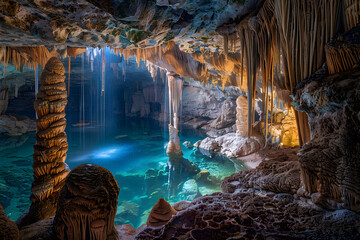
[0,47,247,227]
[0,118,242,227]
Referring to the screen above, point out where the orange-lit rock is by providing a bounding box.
[146,198,177,227]
[54,164,119,240]
[17,57,69,227]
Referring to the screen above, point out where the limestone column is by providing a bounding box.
[166,72,183,156]
[236,95,248,137]
[18,57,69,226]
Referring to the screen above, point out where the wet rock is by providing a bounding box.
[182,141,193,149]
[195,169,210,184]
[172,200,192,211]
[116,202,140,226]
[146,198,177,227]
[0,114,36,135]
[0,204,19,240]
[179,179,202,201]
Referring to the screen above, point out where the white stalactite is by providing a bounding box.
[166,72,183,155]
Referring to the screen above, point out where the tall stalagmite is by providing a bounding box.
[18,57,69,226]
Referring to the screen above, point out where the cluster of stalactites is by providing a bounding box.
[110,42,209,83]
[32,57,69,202]
[0,46,58,71]
[232,0,359,145]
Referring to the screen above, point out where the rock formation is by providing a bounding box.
[295,63,360,212]
[235,95,248,137]
[53,164,120,240]
[166,72,184,156]
[0,88,8,115]
[135,191,360,240]
[146,198,177,227]
[221,148,301,195]
[0,204,19,240]
[17,57,69,226]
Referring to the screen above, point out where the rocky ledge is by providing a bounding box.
[134,148,360,239]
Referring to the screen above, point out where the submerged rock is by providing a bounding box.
[146,198,177,227]
[179,179,202,201]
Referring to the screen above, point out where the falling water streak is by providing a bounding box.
[68,57,71,97]
[81,52,85,150]
[35,65,38,119]
[101,48,106,139]
[163,70,169,153]
[3,62,5,89]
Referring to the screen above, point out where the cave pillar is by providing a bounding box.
[166,72,183,156]
[18,57,69,226]
[236,95,248,137]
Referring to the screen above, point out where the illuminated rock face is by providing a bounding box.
[236,95,248,137]
[18,57,69,226]
[295,65,360,212]
[166,72,183,156]
[53,164,119,240]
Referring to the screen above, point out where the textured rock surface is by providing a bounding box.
[0,114,36,135]
[295,65,360,212]
[146,198,177,227]
[0,88,8,114]
[198,133,262,158]
[17,57,69,227]
[236,95,248,137]
[0,204,19,240]
[135,191,360,240]
[221,148,301,194]
[53,164,119,240]
[209,98,236,129]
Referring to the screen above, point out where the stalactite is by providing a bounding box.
[343,0,360,31]
[325,24,360,74]
[166,72,183,156]
[101,48,105,95]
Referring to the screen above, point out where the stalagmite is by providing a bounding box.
[53,164,119,240]
[236,95,248,137]
[0,205,19,240]
[146,198,177,227]
[18,57,69,227]
[166,72,183,156]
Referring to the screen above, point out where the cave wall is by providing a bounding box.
[295,65,360,212]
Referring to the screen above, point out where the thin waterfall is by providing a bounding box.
[34,65,38,119]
